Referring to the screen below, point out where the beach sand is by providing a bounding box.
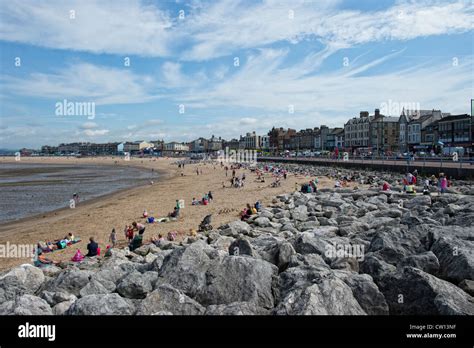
[0,156,354,271]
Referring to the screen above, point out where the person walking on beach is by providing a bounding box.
[196,168,199,175]
[109,228,117,248]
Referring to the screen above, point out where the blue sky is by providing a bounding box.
[0,0,473,148]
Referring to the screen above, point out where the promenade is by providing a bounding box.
[258,156,474,179]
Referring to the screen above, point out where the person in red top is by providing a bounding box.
[382,182,390,191]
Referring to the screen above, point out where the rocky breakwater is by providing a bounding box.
[0,188,473,315]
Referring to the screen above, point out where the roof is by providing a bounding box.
[437,114,470,122]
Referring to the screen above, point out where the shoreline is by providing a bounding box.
[0,156,324,271]
[0,160,170,227]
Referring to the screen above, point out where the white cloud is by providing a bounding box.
[2,63,158,105]
[80,122,98,129]
[0,0,173,57]
[83,129,109,136]
[0,0,471,60]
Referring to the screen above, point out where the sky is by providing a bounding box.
[0,0,473,149]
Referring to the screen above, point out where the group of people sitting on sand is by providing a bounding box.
[192,191,213,205]
[300,178,319,193]
[240,201,262,221]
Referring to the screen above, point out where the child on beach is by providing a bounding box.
[125,225,134,242]
[109,228,117,247]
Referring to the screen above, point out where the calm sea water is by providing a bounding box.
[0,163,155,223]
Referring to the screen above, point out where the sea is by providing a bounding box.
[0,162,154,223]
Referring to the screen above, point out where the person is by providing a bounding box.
[405,184,416,194]
[169,207,180,218]
[125,225,134,242]
[423,178,430,191]
[202,195,209,205]
[208,191,213,201]
[143,209,148,218]
[334,180,341,188]
[132,221,145,234]
[382,181,390,191]
[72,192,79,204]
[33,249,57,267]
[109,228,117,247]
[86,237,99,257]
[64,232,75,243]
[192,197,199,205]
[152,234,165,247]
[439,175,448,194]
[255,201,262,212]
[129,230,144,251]
[175,200,180,210]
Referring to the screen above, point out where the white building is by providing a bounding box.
[165,142,189,152]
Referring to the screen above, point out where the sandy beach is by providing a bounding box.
[0,156,346,271]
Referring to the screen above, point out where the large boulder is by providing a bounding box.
[66,293,135,315]
[431,236,474,283]
[79,279,114,297]
[274,266,366,315]
[157,241,214,297]
[0,294,52,315]
[400,251,440,276]
[116,271,153,299]
[196,256,278,308]
[136,284,205,315]
[291,205,308,222]
[335,271,389,315]
[403,195,431,209]
[0,264,45,302]
[46,269,93,296]
[381,267,474,315]
[228,238,255,257]
[220,220,251,236]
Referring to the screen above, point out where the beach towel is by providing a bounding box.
[147,217,155,223]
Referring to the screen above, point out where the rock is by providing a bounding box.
[53,298,76,315]
[46,269,93,296]
[136,284,205,315]
[196,256,278,308]
[254,217,271,227]
[336,272,389,315]
[150,250,173,272]
[291,205,308,221]
[41,291,77,306]
[205,302,268,315]
[401,251,440,275]
[403,195,431,209]
[229,238,255,257]
[116,271,153,299]
[211,236,235,252]
[382,267,474,315]
[431,236,474,283]
[458,279,474,296]
[0,264,45,302]
[157,241,213,297]
[66,293,135,315]
[79,279,113,297]
[41,265,62,277]
[0,294,52,315]
[277,242,296,271]
[220,220,251,236]
[274,267,366,315]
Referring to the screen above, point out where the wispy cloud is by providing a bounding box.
[2,63,158,105]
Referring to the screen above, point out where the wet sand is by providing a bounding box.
[0,156,346,271]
